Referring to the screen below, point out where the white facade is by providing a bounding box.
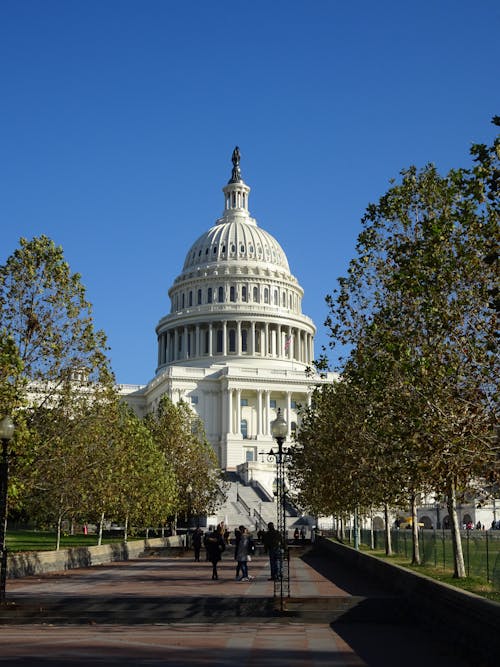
[120,149,332,492]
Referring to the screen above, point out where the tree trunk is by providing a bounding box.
[384,503,392,556]
[446,479,466,578]
[97,511,105,546]
[410,494,421,565]
[56,512,62,551]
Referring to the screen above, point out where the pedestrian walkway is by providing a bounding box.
[0,546,471,666]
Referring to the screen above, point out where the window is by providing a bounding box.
[182,294,185,308]
[291,421,297,435]
[189,291,193,307]
[191,396,199,405]
[208,288,213,304]
[230,286,236,302]
[270,399,276,409]
[264,288,269,304]
[218,286,224,302]
[229,329,236,352]
[216,329,223,353]
[241,419,248,438]
[197,289,202,305]
[204,330,209,354]
[242,286,247,302]
[242,329,247,352]
[291,400,297,409]
[274,290,278,305]
[246,449,254,462]
[253,286,259,302]
[240,398,248,406]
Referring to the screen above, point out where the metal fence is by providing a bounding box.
[348,529,500,590]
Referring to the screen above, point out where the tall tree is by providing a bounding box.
[144,397,226,527]
[321,123,498,576]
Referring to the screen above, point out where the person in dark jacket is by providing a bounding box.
[262,521,282,581]
[235,526,254,582]
[205,526,225,580]
[192,527,203,562]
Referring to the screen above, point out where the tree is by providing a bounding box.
[144,396,225,528]
[321,122,498,576]
[0,235,115,521]
[0,235,113,409]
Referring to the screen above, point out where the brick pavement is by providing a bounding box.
[0,547,472,666]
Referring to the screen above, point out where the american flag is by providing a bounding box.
[284,335,291,351]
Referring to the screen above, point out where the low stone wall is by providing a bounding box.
[7,535,185,579]
[317,536,500,667]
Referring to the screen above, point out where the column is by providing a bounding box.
[236,321,242,355]
[286,392,292,437]
[223,321,227,356]
[236,388,241,436]
[174,329,179,361]
[208,324,213,357]
[264,390,271,435]
[164,332,169,364]
[228,388,233,434]
[251,321,256,355]
[184,326,189,359]
[264,322,269,358]
[196,325,200,358]
[257,389,262,436]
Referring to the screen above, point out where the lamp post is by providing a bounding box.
[0,415,15,604]
[263,408,290,611]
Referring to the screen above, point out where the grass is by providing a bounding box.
[6,529,131,553]
[361,545,500,603]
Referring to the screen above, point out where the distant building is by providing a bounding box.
[120,149,333,495]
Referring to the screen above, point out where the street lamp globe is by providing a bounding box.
[270,408,287,441]
[0,416,15,442]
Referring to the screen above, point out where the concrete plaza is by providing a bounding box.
[0,546,471,666]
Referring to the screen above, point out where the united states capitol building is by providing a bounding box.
[119,148,333,510]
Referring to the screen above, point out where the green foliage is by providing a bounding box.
[144,396,226,518]
[296,121,499,576]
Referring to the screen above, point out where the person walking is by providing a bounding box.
[192,526,203,562]
[205,526,225,580]
[235,526,254,582]
[262,521,282,581]
[233,526,242,580]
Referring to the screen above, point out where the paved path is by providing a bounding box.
[0,547,471,666]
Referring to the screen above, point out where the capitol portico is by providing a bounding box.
[120,148,332,492]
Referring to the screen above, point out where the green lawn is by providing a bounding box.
[6,529,129,553]
[362,546,500,603]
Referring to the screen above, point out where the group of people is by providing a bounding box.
[189,521,284,582]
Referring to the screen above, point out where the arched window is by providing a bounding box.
[241,419,248,439]
[242,329,247,352]
[189,291,193,307]
[207,288,213,304]
[274,290,278,305]
[197,289,202,305]
[230,286,236,302]
[182,293,185,308]
[242,286,247,302]
[218,286,224,302]
[264,288,269,304]
[253,286,259,302]
[216,329,223,353]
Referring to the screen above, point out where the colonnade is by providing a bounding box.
[157,320,314,367]
[223,388,302,439]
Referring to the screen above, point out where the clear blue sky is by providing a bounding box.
[1,1,498,384]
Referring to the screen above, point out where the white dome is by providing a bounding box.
[182,219,290,273]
